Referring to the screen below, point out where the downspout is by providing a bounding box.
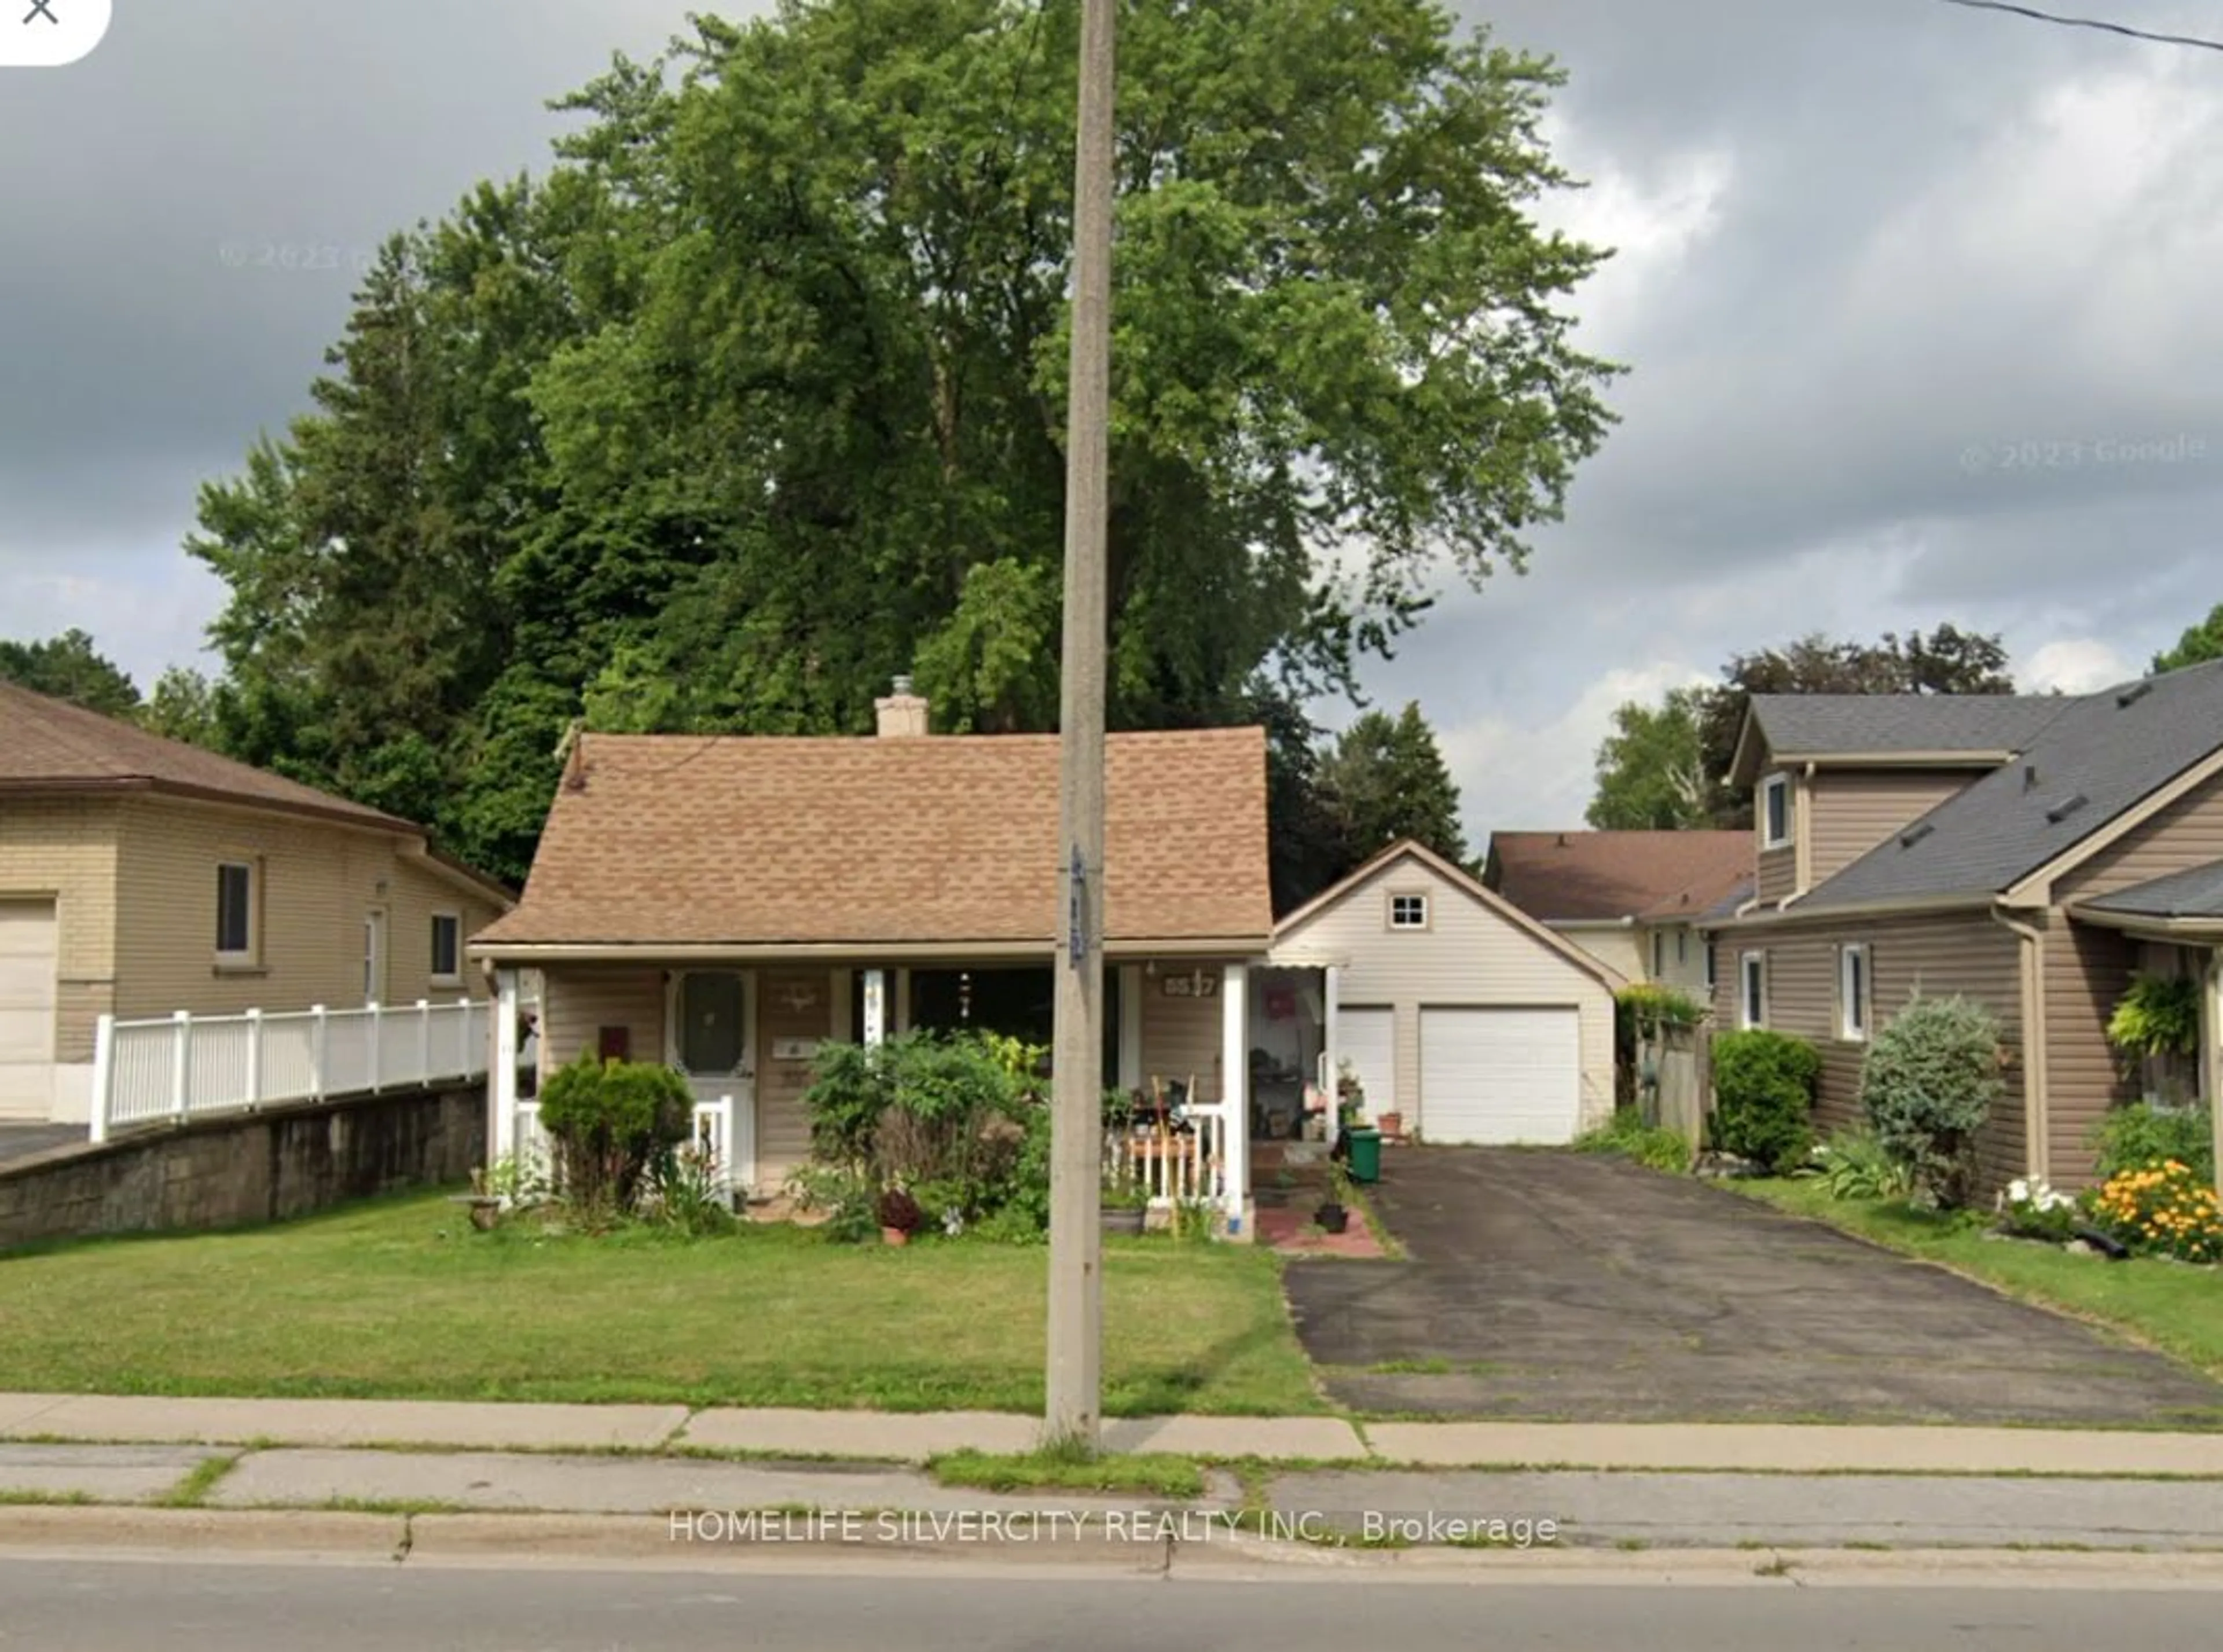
[1992,908,2049,1183]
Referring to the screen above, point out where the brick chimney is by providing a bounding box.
[874,674,930,737]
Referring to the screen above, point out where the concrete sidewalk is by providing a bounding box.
[5,1393,2223,1474]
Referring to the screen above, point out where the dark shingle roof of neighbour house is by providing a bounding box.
[1729,693,2070,784]
[2077,860,2223,920]
[1695,876,1756,924]
[1484,831,1752,924]
[1792,659,2223,911]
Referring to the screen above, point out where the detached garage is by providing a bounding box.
[0,897,60,1122]
[1268,840,1622,1146]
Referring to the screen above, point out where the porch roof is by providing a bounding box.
[470,726,1273,956]
[2071,858,2223,939]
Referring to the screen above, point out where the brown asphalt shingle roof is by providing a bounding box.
[0,680,414,832]
[1485,830,1754,924]
[472,726,1274,950]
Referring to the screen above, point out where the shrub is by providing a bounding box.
[536,1053,694,1217]
[1616,983,1707,1033]
[1709,1029,1820,1173]
[646,1141,736,1236]
[1572,1107,1694,1174]
[1858,993,2005,1210]
[1813,1128,1913,1202]
[2088,1162,2223,1264]
[2092,1101,2214,1187]
[785,1164,878,1244]
[1994,1175,2079,1243]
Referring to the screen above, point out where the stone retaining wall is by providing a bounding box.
[0,1085,485,1250]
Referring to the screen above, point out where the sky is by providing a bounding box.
[4,1,2221,849]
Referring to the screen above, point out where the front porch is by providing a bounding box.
[488,954,1283,1234]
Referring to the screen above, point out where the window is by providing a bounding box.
[1760,773,1792,850]
[1677,931,1688,964]
[215,861,255,960]
[1705,941,1718,994]
[1839,944,1871,1042]
[1650,930,1665,977]
[1740,951,1767,1030]
[1389,893,1429,930]
[430,913,463,984]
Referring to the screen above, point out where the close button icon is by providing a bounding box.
[3,0,107,65]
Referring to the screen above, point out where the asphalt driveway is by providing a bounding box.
[1284,1147,2223,1426]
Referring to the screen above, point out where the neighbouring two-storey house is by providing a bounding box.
[1702,665,2223,1193]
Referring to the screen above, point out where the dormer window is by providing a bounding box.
[1760,772,1792,850]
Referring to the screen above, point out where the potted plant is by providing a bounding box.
[2106,972,2200,1106]
[1314,1165,1352,1235]
[876,1186,922,1247]
[1101,1177,1148,1235]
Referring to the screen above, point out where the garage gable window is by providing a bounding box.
[1388,893,1429,931]
[215,861,258,963]
[1837,944,1871,1042]
[1739,951,1767,1030]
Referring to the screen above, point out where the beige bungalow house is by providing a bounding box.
[468,681,1275,1218]
[1703,665,2223,1194]
[0,681,511,1127]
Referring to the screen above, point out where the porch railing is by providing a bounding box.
[90,999,489,1144]
[1103,1106,1231,1209]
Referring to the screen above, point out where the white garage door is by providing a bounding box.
[1419,1007,1581,1145]
[1335,1006,1396,1124]
[0,898,60,1121]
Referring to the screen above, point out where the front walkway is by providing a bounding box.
[1286,1147,2223,1425]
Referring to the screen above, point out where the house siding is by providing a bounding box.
[1637,921,1711,997]
[1756,846,1796,905]
[1139,968,1230,1103]
[0,796,120,1066]
[1554,924,1642,985]
[2042,919,2135,1188]
[2055,767,2223,904]
[1725,912,2027,1192]
[539,966,665,1073]
[1273,857,1616,1136]
[110,796,501,1022]
[1807,769,1984,886]
[753,968,834,1192]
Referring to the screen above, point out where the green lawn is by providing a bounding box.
[1733,1177,2223,1380]
[0,1191,1321,1417]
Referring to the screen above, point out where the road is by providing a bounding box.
[5,1558,2223,1650]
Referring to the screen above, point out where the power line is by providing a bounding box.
[1936,0,2223,52]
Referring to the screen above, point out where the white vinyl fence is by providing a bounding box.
[90,999,490,1144]
[1103,1106,1232,1209]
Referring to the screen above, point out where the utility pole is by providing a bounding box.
[1046,0,1116,1453]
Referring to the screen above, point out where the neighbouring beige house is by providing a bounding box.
[1482,829,1754,1003]
[470,681,1278,1218]
[1260,839,1623,1144]
[1703,671,2223,1193]
[0,682,512,1125]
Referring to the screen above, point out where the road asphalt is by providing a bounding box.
[6,1557,2223,1651]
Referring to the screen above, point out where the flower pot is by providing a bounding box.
[881,1225,910,1247]
[1102,1206,1146,1236]
[1314,1202,1348,1235]
[1377,1112,1403,1142]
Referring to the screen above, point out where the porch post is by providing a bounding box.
[1322,964,1341,1150]
[862,969,886,1047]
[2207,948,2223,1203]
[1117,964,1143,1091]
[493,967,519,1159]
[1221,960,1248,1228]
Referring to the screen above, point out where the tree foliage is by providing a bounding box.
[1317,700,1468,869]
[173,0,1618,886]
[0,630,141,718]
[1589,626,2017,832]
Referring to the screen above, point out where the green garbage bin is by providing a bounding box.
[1345,1126,1382,1184]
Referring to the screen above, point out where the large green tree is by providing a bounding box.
[0,630,141,717]
[1318,701,1468,868]
[186,0,1619,884]
[1587,685,1707,830]
[2154,603,2223,674]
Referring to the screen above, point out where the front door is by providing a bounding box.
[363,909,387,1006]
[669,970,757,1188]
